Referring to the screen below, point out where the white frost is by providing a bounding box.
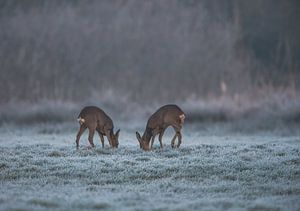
[0,124,299,210]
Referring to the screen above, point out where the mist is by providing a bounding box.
[0,0,299,126]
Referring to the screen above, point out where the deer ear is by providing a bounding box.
[136,132,141,141]
[115,129,120,138]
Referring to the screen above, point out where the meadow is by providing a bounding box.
[0,121,299,210]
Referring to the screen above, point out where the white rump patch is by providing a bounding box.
[77,117,85,125]
[179,114,185,124]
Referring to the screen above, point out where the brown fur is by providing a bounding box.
[75,106,120,149]
[136,104,185,150]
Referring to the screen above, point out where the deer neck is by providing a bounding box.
[142,127,152,144]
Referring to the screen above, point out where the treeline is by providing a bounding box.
[0,0,299,104]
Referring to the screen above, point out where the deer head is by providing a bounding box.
[135,131,150,151]
[110,129,120,148]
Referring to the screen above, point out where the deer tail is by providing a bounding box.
[179,114,185,125]
[77,117,85,125]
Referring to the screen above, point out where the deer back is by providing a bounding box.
[78,106,113,129]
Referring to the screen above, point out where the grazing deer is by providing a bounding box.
[75,106,120,149]
[136,104,185,151]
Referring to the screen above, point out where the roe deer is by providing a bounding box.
[136,104,185,151]
[75,106,120,149]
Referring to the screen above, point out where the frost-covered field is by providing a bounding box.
[0,123,299,210]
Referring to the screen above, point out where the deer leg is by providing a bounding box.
[158,128,165,149]
[150,135,156,149]
[104,129,113,147]
[150,128,161,149]
[171,125,182,148]
[76,125,86,149]
[176,131,182,148]
[88,127,95,148]
[171,133,177,148]
[97,131,105,148]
